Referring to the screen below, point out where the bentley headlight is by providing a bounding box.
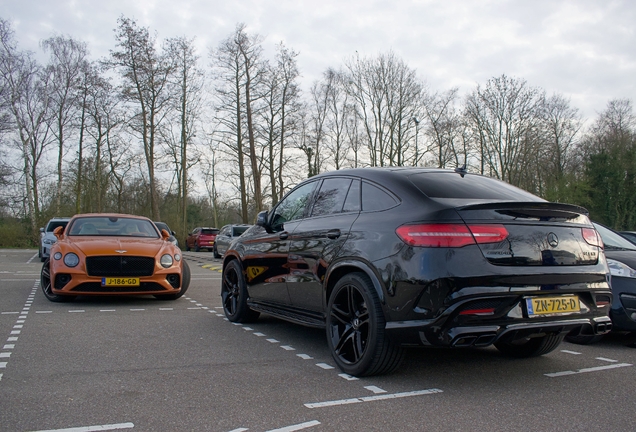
[174,254,181,262]
[607,258,636,278]
[63,253,79,267]
[160,254,173,268]
[54,252,62,260]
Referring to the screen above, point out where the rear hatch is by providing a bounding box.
[456,202,600,266]
[408,172,600,266]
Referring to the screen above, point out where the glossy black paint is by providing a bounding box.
[223,167,612,347]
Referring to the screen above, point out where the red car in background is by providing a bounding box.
[185,227,219,252]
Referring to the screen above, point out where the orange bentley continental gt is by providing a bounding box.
[40,214,190,302]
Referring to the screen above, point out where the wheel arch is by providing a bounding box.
[325,259,387,309]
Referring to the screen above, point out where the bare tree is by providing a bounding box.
[234,24,265,211]
[163,35,204,236]
[465,75,544,184]
[210,26,250,222]
[343,51,423,167]
[41,35,89,214]
[109,16,174,220]
[0,19,53,233]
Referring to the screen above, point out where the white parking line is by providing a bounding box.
[304,389,443,408]
[30,422,135,432]
[364,386,387,394]
[596,357,618,363]
[545,363,632,377]
[297,354,313,360]
[316,363,334,370]
[560,350,582,355]
[338,373,358,381]
[266,420,321,432]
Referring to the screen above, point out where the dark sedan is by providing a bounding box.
[567,223,636,344]
[221,167,612,376]
[213,224,252,258]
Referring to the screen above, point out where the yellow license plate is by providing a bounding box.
[101,277,140,287]
[526,295,580,316]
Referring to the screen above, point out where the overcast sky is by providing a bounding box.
[1,0,634,121]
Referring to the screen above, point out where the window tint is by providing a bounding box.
[272,181,318,230]
[311,178,352,217]
[201,229,219,235]
[233,226,249,236]
[361,181,398,211]
[46,221,69,232]
[343,179,361,212]
[409,172,544,201]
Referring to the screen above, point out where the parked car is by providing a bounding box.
[40,213,190,302]
[39,217,71,262]
[221,167,612,376]
[213,224,252,258]
[185,227,219,252]
[567,223,636,344]
[619,231,636,245]
[154,221,179,248]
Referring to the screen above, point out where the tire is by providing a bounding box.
[40,256,46,262]
[154,261,190,300]
[40,259,75,303]
[221,260,260,323]
[565,334,605,345]
[194,243,200,252]
[213,244,221,259]
[326,272,403,377]
[495,333,565,358]
[185,243,191,252]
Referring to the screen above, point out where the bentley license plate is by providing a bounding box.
[526,295,580,317]
[101,277,140,287]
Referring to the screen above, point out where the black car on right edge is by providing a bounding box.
[221,167,612,376]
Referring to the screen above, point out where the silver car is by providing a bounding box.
[39,217,71,262]
[213,224,251,258]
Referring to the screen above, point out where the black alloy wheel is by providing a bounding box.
[213,243,221,259]
[40,259,75,303]
[195,242,201,252]
[326,272,403,377]
[494,333,565,357]
[154,260,191,300]
[221,260,260,322]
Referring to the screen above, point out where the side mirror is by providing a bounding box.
[161,229,170,240]
[39,227,44,233]
[256,210,269,230]
[53,226,64,240]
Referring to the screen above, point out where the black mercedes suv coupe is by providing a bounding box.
[221,167,612,376]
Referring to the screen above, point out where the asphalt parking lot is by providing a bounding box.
[1,249,636,432]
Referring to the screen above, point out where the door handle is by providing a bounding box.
[326,229,341,239]
[279,232,289,240]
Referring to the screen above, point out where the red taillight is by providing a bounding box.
[582,228,603,248]
[459,308,496,316]
[395,223,509,248]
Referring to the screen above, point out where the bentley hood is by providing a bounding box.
[67,237,165,257]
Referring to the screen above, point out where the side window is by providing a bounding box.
[343,179,361,213]
[271,181,318,231]
[311,178,352,217]
[361,181,398,212]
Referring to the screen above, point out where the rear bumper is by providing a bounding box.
[386,314,613,347]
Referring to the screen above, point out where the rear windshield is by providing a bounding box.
[201,229,219,235]
[46,220,69,232]
[409,172,543,201]
[68,217,159,238]
[232,226,249,236]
